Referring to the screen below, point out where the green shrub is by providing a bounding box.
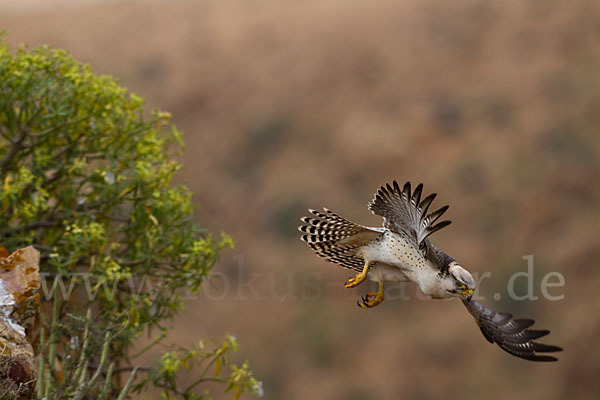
[0,36,261,399]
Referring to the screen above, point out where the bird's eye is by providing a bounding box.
[455,281,465,289]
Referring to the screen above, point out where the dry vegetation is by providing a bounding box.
[1,0,599,399]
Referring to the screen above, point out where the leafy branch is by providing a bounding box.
[0,37,261,399]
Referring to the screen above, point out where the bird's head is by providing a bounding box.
[427,245,476,300]
[443,261,476,301]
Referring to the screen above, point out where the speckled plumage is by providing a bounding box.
[299,180,562,362]
[300,181,453,298]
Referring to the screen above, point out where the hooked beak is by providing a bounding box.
[461,289,473,301]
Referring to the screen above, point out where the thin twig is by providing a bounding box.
[36,327,45,398]
[70,308,92,388]
[112,365,153,373]
[119,258,147,266]
[44,296,60,397]
[1,220,61,236]
[185,376,226,393]
[72,330,111,400]
[0,127,29,178]
[101,362,115,400]
[116,367,138,400]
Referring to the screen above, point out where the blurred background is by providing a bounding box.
[1,0,599,399]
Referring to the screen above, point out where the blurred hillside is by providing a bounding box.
[1,0,599,399]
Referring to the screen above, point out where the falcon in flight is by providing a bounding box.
[299,181,562,361]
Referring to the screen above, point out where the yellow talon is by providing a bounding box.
[344,261,370,288]
[358,276,385,308]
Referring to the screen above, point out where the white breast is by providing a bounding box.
[358,231,423,270]
[358,231,444,297]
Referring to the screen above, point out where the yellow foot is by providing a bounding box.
[344,261,370,288]
[344,272,367,288]
[357,275,385,308]
[357,291,385,308]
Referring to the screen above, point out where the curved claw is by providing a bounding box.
[358,291,384,308]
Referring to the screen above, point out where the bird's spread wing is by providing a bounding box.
[463,299,562,361]
[368,181,451,246]
[299,208,383,272]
